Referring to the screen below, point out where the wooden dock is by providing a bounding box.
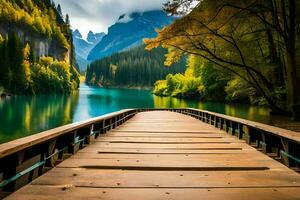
[4,111,300,200]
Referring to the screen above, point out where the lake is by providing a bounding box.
[0,84,273,144]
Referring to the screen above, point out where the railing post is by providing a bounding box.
[236,124,243,139]
[228,121,234,135]
[280,138,290,167]
[1,154,19,191]
[68,132,80,155]
[103,120,107,134]
[243,125,251,144]
[45,139,57,168]
[85,125,94,145]
[223,119,228,132]
[213,116,217,127]
[260,132,275,154]
[217,117,222,129]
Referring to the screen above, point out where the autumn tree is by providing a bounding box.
[146,0,300,118]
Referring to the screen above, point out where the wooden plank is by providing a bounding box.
[112,128,219,132]
[56,158,286,170]
[81,148,256,154]
[95,137,245,144]
[6,187,300,200]
[87,142,251,149]
[95,137,242,143]
[106,132,229,137]
[70,152,270,160]
[31,169,300,188]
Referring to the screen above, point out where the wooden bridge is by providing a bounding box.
[0,109,300,199]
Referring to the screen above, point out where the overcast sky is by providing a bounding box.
[54,0,166,39]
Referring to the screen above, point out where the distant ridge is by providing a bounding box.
[87,10,175,61]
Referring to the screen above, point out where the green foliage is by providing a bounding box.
[225,77,256,103]
[31,57,79,93]
[0,32,26,92]
[0,1,78,94]
[153,72,202,98]
[147,0,300,113]
[85,45,186,87]
[154,55,227,100]
[153,55,260,103]
[0,0,70,48]
[0,33,79,94]
[199,62,228,101]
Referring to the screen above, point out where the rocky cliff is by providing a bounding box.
[0,23,71,63]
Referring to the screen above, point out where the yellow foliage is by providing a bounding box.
[39,56,54,66]
[144,0,270,71]
[0,34,4,43]
[22,43,32,86]
[0,0,69,48]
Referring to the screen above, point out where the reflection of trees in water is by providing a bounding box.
[153,95,198,108]
[153,95,271,124]
[0,93,79,143]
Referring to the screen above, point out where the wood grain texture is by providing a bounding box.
[5,111,300,200]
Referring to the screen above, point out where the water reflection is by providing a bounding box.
[0,94,79,143]
[0,84,272,144]
[153,96,271,124]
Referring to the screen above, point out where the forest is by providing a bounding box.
[0,0,79,94]
[85,45,186,87]
[146,0,300,118]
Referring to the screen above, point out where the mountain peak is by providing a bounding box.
[87,31,98,43]
[73,29,82,39]
[117,13,136,24]
[87,31,105,43]
[118,14,126,20]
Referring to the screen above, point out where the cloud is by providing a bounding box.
[54,0,166,39]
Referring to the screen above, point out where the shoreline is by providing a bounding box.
[86,84,153,91]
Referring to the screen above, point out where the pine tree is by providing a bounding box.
[57,4,62,17]
[65,14,70,25]
[8,33,25,93]
[85,45,186,86]
[0,36,10,88]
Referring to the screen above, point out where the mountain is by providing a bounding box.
[73,30,105,72]
[87,10,175,61]
[85,45,186,87]
[87,31,105,43]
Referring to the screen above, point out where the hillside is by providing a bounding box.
[0,0,79,94]
[85,45,186,87]
[87,10,175,61]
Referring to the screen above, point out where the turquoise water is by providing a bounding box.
[0,84,272,144]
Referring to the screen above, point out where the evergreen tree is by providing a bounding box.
[0,36,10,88]
[85,45,186,87]
[8,33,25,93]
[65,14,70,25]
[57,4,62,17]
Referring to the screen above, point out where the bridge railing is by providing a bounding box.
[1,108,299,195]
[137,108,300,170]
[0,109,137,193]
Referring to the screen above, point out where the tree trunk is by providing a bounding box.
[285,0,300,119]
